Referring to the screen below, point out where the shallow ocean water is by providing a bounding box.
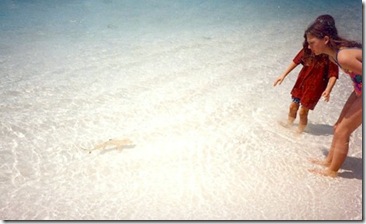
[0,0,363,220]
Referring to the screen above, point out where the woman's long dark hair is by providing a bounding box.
[305,14,362,50]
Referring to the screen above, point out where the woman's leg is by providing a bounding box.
[310,94,362,177]
[334,92,359,129]
[327,96,362,171]
[310,92,358,166]
[298,106,309,133]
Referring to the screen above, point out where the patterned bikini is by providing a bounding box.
[334,48,362,96]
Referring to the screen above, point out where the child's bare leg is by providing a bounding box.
[288,101,299,126]
[297,106,309,133]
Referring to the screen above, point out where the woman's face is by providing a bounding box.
[306,33,328,55]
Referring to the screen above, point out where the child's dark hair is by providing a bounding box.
[302,33,327,66]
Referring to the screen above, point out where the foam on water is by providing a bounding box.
[0,0,362,220]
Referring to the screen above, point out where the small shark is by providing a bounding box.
[82,138,133,153]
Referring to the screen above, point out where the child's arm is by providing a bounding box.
[321,77,337,102]
[273,62,298,86]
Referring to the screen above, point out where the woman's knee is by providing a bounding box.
[334,125,352,139]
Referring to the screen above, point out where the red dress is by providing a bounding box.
[291,49,339,110]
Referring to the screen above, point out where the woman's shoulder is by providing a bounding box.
[339,46,362,50]
[337,48,362,74]
[337,48,362,61]
[338,47,362,55]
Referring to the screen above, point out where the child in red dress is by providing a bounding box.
[273,37,339,133]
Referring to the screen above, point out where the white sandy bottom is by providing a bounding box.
[0,34,362,220]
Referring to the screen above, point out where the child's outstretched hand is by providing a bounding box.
[322,90,330,102]
[273,75,285,87]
